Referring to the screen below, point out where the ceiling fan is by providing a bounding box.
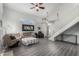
[30,3,45,11]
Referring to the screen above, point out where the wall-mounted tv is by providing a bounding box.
[22,24,34,31]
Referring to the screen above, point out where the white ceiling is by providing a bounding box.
[3,3,61,18]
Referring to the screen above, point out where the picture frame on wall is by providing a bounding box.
[22,24,34,31]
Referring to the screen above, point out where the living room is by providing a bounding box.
[0,3,53,56]
[1,3,79,56]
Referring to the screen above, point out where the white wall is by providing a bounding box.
[2,6,42,34]
[48,23,54,37]
[3,3,79,40]
[0,3,3,20]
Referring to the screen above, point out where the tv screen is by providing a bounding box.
[22,24,34,31]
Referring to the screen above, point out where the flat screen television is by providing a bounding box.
[22,24,34,31]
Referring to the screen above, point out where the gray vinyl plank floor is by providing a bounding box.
[11,39,79,56]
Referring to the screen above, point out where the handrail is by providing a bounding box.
[49,17,79,41]
[53,17,79,38]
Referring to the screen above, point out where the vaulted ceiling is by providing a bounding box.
[3,3,61,18]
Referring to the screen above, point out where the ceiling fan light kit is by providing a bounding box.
[30,3,45,11]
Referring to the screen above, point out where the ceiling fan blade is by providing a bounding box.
[30,7,35,9]
[31,3,35,5]
[39,3,43,5]
[39,7,45,9]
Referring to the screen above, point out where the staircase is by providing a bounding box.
[49,4,79,41]
[49,17,79,41]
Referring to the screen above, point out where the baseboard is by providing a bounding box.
[55,40,78,45]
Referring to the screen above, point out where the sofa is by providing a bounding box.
[3,34,19,48]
